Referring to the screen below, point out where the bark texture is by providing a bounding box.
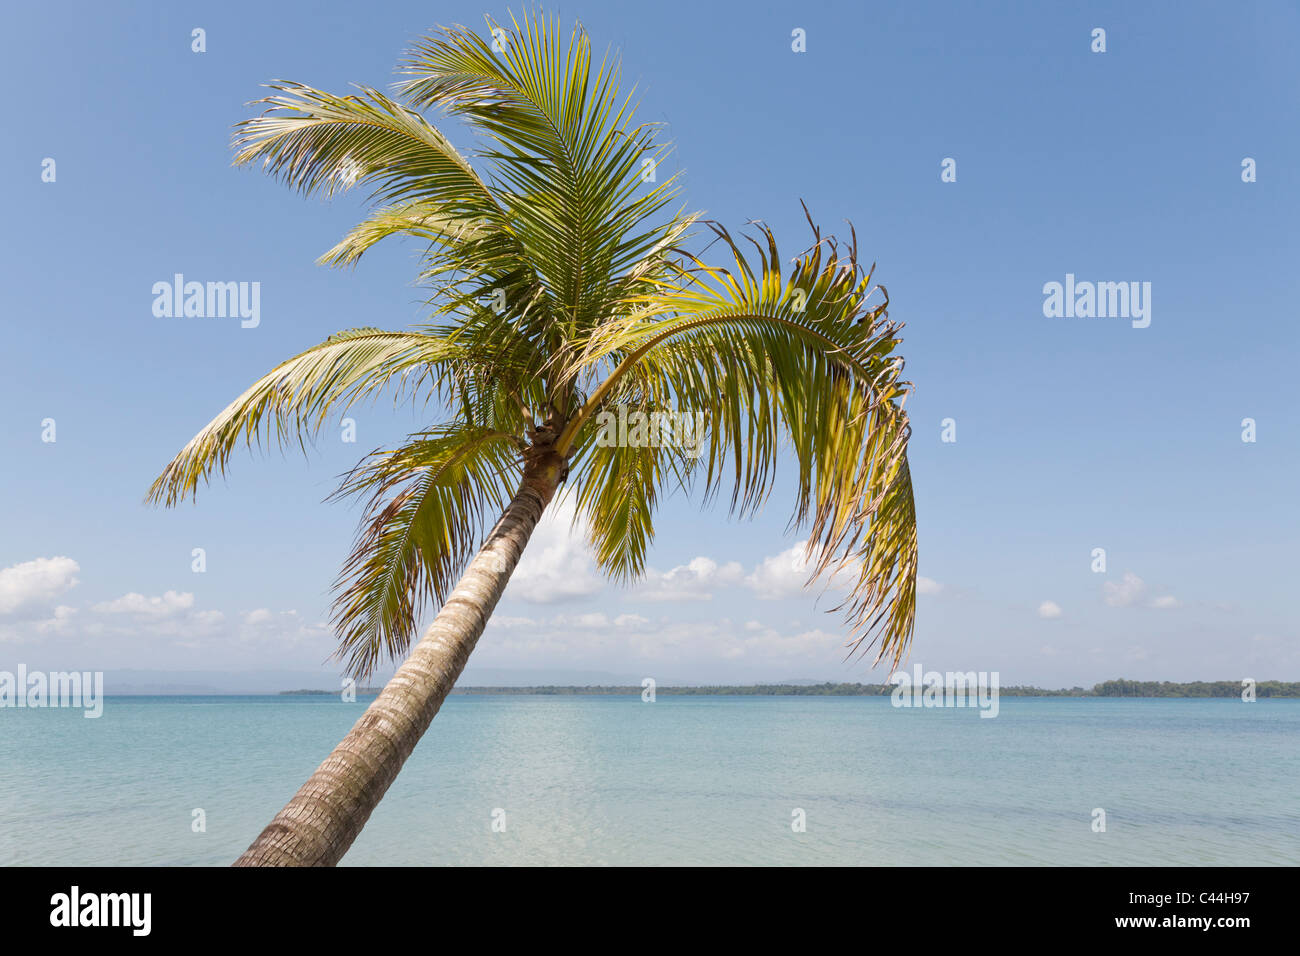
[233,451,564,866]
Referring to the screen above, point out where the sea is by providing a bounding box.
[2,695,1296,866]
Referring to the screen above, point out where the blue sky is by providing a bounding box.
[2,0,1297,688]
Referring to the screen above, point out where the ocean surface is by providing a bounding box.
[2,695,1297,866]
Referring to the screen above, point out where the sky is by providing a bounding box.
[1,0,1297,689]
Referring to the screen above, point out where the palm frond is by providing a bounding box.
[317,199,489,268]
[330,426,523,679]
[565,396,698,582]
[556,213,916,665]
[398,13,683,339]
[146,329,465,507]
[151,10,920,682]
[233,81,497,211]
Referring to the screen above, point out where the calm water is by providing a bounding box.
[1,695,1296,866]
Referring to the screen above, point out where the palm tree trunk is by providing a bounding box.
[233,450,564,866]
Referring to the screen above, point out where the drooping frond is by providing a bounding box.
[564,395,700,582]
[317,199,489,269]
[330,426,523,679]
[146,330,466,507]
[558,212,917,666]
[233,82,497,211]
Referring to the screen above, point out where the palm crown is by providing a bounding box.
[148,11,918,683]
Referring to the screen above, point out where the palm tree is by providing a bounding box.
[148,11,918,866]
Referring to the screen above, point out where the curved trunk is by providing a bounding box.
[233,453,564,866]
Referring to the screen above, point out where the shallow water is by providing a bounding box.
[1,695,1296,865]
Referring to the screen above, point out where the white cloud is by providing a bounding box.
[1102,573,1180,610]
[478,611,672,663]
[745,541,858,599]
[0,556,80,615]
[917,576,943,595]
[507,497,605,603]
[636,556,743,601]
[746,543,814,598]
[237,608,330,648]
[93,590,194,618]
[29,605,78,637]
[1103,571,1147,608]
[1038,600,1063,619]
[485,615,539,630]
[723,625,846,660]
[0,585,229,648]
[79,591,227,645]
[0,561,333,664]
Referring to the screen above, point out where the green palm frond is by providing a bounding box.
[147,329,466,507]
[557,214,916,665]
[564,398,695,582]
[398,12,683,335]
[234,82,549,326]
[233,81,497,210]
[330,426,523,679]
[152,10,920,680]
[317,199,489,268]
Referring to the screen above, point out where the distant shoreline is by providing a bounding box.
[278,680,1300,698]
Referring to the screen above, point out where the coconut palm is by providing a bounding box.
[148,11,918,866]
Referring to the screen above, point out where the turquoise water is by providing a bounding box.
[1,696,1296,866]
